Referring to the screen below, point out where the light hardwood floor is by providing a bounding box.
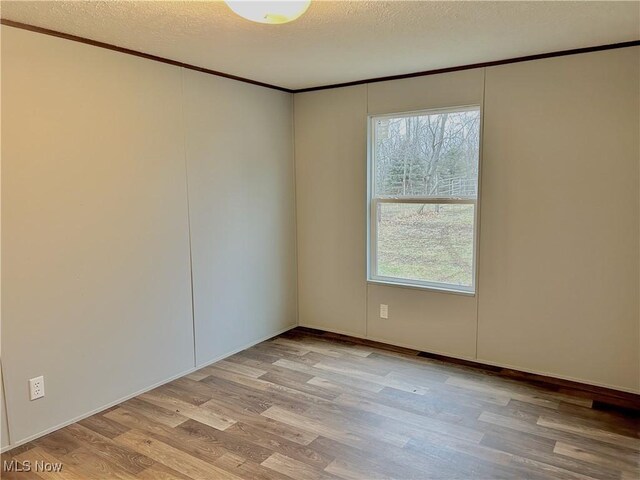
[2,328,639,479]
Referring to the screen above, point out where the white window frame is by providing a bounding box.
[367,105,482,295]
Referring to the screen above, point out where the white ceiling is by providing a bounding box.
[2,1,639,90]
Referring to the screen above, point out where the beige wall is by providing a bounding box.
[294,48,640,392]
[0,28,6,448]
[1,365,8,449]
[294,85,368,337]
[183,69,297,366]
[295,70,484,359]
[366,69,484,359]
[2,26,194,445]
[1,25,297,449]
[478,48,640,391]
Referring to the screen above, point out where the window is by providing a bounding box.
[368,106,481,293]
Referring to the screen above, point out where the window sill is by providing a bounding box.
[367,279,476,297]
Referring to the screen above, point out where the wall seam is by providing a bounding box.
[291,93,301,327]
[0,360,11,448]
[365,83,370,338]
[0,41,9,446]
[179,67,198,368]
[474,67,487,360]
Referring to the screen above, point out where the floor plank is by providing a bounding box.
[3,329,638,479]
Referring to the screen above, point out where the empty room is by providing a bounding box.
[1,1,639,479]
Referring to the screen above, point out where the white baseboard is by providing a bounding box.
[1,323,297,453]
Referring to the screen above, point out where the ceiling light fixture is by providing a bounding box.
[225,1,311,25]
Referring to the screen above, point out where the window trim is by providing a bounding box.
[366,105,482,295]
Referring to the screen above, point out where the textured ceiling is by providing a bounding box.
[1,1,639,90]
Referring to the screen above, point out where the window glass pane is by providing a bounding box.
[376,203,474,287]
[374,109,480,198]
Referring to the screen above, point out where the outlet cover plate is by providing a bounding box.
[29,376,45,400]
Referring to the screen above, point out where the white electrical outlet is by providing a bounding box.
[380,304,389,319]
[29,376,45,401]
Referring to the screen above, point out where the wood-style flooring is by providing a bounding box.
[3,328,639,479]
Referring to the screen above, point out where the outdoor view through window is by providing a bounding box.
[369,107,480,292]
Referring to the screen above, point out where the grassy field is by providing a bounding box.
[376,203,474,287]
